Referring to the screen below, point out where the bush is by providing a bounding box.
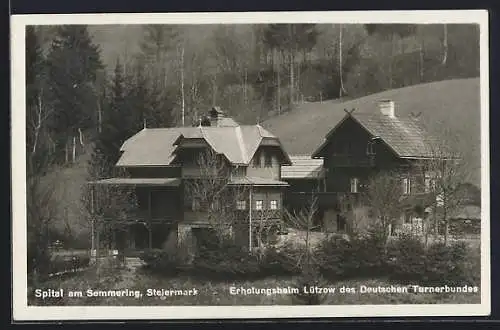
[387,235,480,286]
[423,241,478,286]
[140,249,187,276]
[316,233,387,280]
[260,243,303,276]
[386,234,427,283]
[47,253,90,275]
[192,240,261,280]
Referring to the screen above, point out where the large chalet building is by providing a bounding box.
[89,107,291,254]
[89,100,476,255]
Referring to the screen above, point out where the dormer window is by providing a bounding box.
[253,152,261,167]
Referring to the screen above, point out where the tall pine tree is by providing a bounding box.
[46,25,103,164]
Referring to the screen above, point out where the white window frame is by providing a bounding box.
[269,200,278,210]
[366,141,375,156]
[424,176,431,192]
[236,200,246,210]
[255,200,263,210]
[403,177,411,195]
[192,198,201,211]
[350,177,359,193]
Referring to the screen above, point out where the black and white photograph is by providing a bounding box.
[11,10,490,320]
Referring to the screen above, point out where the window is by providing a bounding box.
[255,200,263,210]
[210,200,220,211]
[424,175,436,193]
[192,198,201,211]
[350,177,359,193]
[336,215,346,232]
[264,153,273,167]
[253,152,261,167]
[403,178,411,195]
[366,141,375,156]
[269,200,278,210]
[236,200,247,210]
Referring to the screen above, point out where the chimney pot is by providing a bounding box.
[209,106,224,126]
[378,100,395,118]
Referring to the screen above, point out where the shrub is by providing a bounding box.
[48,253,91,275]
[192,239,261,280]
[387,235,480,286]
[316,233,387,280]
[260,243,303,276]
[423,241,478,286]
[386,234,427,283]
[140,249,187,276]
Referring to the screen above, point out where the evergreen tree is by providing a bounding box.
[45,25,103,164]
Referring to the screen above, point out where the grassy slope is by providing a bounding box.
[263,78,482,186]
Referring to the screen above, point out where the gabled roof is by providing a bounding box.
[117,124,292,167]
[312,112,439,159]
[281,155,324,180]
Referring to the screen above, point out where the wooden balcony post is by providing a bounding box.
[249,186,253,251]
[148,189,153,249]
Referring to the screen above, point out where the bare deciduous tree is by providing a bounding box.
[184,148,248,245]
[283,194,320,268]
[421,128,471,244]
[364,171,404,244]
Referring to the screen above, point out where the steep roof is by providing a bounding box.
[313,112,439,159]
[117,127,192,167]
[281,155,324,180]
[117,124,291,167]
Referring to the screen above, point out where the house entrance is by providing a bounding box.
[129,223,174,250]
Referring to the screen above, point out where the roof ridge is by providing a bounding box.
[234,126,248,163]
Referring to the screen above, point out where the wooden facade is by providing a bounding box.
[311,113,439,235]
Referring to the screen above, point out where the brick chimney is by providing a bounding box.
[209,106,225,127]
[378,100,395,118]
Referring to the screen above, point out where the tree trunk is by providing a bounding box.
[339,24,347,97]
[212,74,217,107]
[65,138,69,164]
[389,33,395,89]
[97,97,102,133]
[78,128,84,147]
[180,45,185,126]
[419,38,424,82]
[276,49,281,115]
[442,24,448,65]
[243,68,248,106]
[289,50,294,108]
[72,136,76,163]
[297,53,302,103]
